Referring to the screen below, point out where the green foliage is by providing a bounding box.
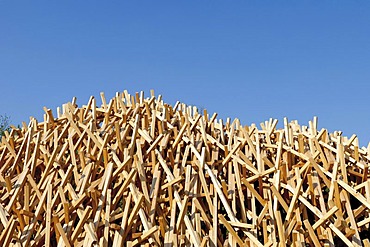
[0,114,11,138]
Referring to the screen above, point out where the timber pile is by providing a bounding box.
[1,90,370,247]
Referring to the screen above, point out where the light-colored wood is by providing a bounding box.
[71,206,92,243]
[1,90,370,245]
[218,214,245,246]
[103,189,111,247]
[45,184,52,247]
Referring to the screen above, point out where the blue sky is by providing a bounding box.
[1,1,370,146]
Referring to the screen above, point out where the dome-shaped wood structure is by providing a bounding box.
[0,90,369,246]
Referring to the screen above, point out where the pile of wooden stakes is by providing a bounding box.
[1,90,370,246]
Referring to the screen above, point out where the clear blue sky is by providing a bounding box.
[1,1,370,146]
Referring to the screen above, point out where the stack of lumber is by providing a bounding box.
[1,90,370,246]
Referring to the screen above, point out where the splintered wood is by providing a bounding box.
[1,90,370,246]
